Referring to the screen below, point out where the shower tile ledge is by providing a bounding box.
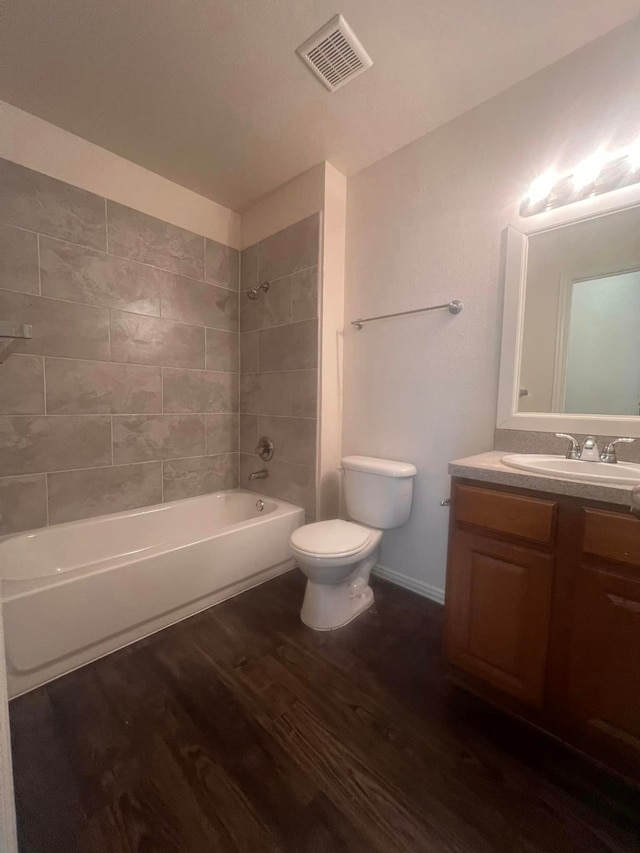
[449,450,636,507]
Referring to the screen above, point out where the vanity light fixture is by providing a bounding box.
[520,141,640,216]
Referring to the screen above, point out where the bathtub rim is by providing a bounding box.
[0,489,303,597]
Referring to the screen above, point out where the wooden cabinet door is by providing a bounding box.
[445,530,554,707]
[565,510,640,767]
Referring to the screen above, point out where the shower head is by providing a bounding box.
[247,281,270,300]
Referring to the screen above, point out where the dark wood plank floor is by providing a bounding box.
[9,572,640,853]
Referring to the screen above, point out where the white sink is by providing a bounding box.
[501,454,640,486]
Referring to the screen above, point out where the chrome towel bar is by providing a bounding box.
[351,300,463,330]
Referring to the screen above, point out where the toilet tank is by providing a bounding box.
[342,456,417,529]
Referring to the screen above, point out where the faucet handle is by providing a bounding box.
[555,433,580,459]
[600,437,635,464]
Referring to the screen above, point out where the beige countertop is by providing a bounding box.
[448,450,636,508]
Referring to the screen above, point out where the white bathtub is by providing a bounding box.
[0,489,304,697]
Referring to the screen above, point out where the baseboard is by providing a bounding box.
[372,564,445,605]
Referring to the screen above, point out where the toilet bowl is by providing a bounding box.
[289,455,417,631]
[290,520,383,630]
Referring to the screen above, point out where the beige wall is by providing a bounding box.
[0,101,241,248]
[240,164,325,249]
[0,158,240,534]
[342,17,640,599]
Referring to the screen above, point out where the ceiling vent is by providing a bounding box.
[297,14,373,92]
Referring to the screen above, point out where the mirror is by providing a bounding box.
[518,205,640,416]
[497,187,640,437]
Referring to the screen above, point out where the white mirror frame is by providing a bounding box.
[497,180,640,438]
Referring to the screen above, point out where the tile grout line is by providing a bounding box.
[104,198,109,253]
[0,450,238,483]
[0,286,239,332]
[2,224,240,290]
[44,472,50,527]
[36,233,42,296]
[41,356,47,415]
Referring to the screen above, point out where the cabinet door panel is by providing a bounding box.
[445,531,554,706]
[566,565,640,761]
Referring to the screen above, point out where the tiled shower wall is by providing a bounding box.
[0,158,240,534]
[239,214,320,519]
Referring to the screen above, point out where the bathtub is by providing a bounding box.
[1,489,304,697]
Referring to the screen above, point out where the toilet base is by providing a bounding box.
[300,578,374,631]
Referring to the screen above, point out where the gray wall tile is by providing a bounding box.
[107,201,204,278]
[240,373,292,416]
[46,359,162,414]
[206,413,239,454]
[110,311,204,369]
[291,266,318,322]
[0,159,106,249]
[163,369,237,413]
[259,319,318,371]
[257,416,316,466]
[0,415,111,475]
[160,274,238,330]
[0,290,110,360]
[291,370,318,418]
[40,237,161,315]
[48,462,162,525]
[0,164,244,529]
[240,414,258,454]
[240,277,291,332]
[0,474,47,535]
[163,454,238,502]
[0,226,39,294]
[258,213,319,283]
[240,243,259,290]
[240,453,316,517]
[240,331,258,373]
[112,414,205,464]
[206,328,239,373]
[205,239,239,290]
[0,355,44,414]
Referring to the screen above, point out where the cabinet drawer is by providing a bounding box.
[583,509,640,567]
[454,485,557,544]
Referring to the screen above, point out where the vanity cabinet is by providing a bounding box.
[444,478,640,786]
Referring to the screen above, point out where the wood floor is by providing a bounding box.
[10,572,640,853]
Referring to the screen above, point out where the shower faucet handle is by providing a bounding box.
[256,435,274,461]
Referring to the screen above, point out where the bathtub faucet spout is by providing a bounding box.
[249,469,268,481]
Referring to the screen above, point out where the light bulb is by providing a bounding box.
[526,170,556,204]
[572,150,606,190]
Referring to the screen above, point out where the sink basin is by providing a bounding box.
[501,454,640,486]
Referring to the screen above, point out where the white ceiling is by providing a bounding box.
[1,1,639,211]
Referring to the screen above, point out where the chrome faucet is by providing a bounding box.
[579,435,600,462]
[555,434,635,463]
[249,469,268,480]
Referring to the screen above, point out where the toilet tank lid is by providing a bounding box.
[341,456,417,478]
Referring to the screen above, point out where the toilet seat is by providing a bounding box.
[290,519,374,558]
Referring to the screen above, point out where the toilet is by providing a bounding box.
[289,455,417,630]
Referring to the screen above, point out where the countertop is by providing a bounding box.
[448,450,636,508]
